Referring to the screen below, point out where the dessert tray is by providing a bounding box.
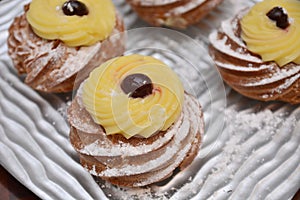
[0,0,299,199]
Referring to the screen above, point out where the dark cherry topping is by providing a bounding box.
[266,6,289,29]
[121,73,153,98]
[62,0,89,16]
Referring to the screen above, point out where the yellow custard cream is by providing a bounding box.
[241,0,300,66]
[26,0,116,47]
[82,54,184,139]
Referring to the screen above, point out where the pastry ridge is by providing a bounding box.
[127,0,224,28]
[68,92,204,187]
[7,5,125,93]
[209,9,300,104]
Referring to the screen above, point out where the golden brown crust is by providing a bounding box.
[99,133,201,187]
[209,10,300,104]
[126,0,224,28]
[68,96,172,149]
[179,129,201,170]
[7,5,125,93]
[71,127,202,188]
[68,92,204,187]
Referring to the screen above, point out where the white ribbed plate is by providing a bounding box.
[0,0,299,200]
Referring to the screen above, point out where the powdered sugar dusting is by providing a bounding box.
[220,11,247,47]
[71,92,204,184]
[273,73,300,93]
[168,0,206,15]
[7,11,124,92]
[209,31,262,63]
[215,61,271,72]
[172,106,299,200]
[209,6,300,103]
[94,96,200,177]
[137,0,179,6]
[244,66,300,87]
[94,105,300,200]
[50,43,101,84]
[78,119,178,156]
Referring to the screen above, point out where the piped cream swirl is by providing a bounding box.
[26,0,116,47]
[82,54,184,138]
[241,0,300,66]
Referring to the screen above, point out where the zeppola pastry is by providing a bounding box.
[7,0,125,93]
[209,0,300,104]
[68,54,204,187]
[126,0,224,29]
